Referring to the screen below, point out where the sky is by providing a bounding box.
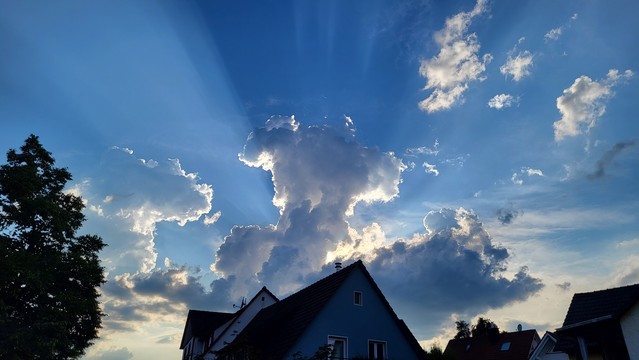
[1,0,639,358]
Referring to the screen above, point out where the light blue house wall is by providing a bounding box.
[284,267,422,360]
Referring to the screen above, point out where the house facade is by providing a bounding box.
[553,283,639,360]
[180,260,426,360]
[443,328,540,360]
[180,287,278,360]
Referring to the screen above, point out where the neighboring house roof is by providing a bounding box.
[218,260,425,360]
[444,329,540,360]
[560,283,639,329]
[528,331,566,360]
[205,286,279,353]
[180,310,234,349]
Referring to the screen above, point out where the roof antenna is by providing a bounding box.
[233,296,246,309]
[335,262,342,271]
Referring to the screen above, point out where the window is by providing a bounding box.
[368,340,386,360]
[328,336,347,360]
[500,341,511,351]
[354,291,363,306]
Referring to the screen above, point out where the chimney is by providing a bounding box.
[335,262,342,271]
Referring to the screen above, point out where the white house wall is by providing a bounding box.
[621,301,639,360]
[207,288,278,358]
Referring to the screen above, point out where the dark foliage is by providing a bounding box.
[470,317,498,338]
[425,343,455,360]
[454,320,471,339]
[0,135,106,359]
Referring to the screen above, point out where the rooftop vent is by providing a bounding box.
[335,262,342,271]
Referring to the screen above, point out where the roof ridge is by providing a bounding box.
[574,282,639,295]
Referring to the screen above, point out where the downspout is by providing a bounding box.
[577,337,588,360]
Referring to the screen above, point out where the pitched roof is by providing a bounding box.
[561,283,639,328]
[179,310,234,349]
[206,286,279,352]
[219,260,425,360]
[444,329,539,360]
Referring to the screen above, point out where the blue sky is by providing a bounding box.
[2,0,638,358]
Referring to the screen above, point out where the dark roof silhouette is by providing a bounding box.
[218,260,425,360]
[180,310,234,349]
[561,283,639,328]
[444,329,539,360]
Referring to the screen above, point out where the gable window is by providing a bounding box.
[368,340,387,360]
[328,336,347,360]
[354,291,363,306]
[500,341,511,351]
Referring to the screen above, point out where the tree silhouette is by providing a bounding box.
[454,320,471,339]
[0,135,106,359]
[470,317,498,338]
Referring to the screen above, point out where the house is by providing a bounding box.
[180,310,235,360]
[553,283,639,360]
[443,328,540,360]
[180,260,426,360]
[180,287,279,360]
[528,332,568,360]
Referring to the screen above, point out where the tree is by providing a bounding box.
[470,317,498,338]
[454,320,471,339]
[425,343,454,360]
[0,135,106,359]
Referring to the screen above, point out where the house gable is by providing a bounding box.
[206,287,279,357]
[555,283,639,360]
[286,262,425,359]
[180,310,234,360]
[620,301,639,360]
[217,260,425,360]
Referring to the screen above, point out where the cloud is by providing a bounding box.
[423,162,440,176]
[488,94,516,110]
[101,266,236,331]
[496,207,522,225]
[418,0,492,113]
[203,211,222,225]
[544,27,562,42]
[544,13,578,42]
[84,347,133,360]
[405,139,440,156]
[71,148,215,275]
[214,115,406,295]
[500,50,533,81]
[556,282,571,291]
[511,167,543,185]
[357,208,543,332]
[588,139,638,179]
[554,69,633,141]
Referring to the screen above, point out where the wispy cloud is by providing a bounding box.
[406,139,440,156]
[496,206,522,225]
[423,162,440,176]
[488,93,517,110]
[418,0,492,113]
[588,139,638,179]
[554,69,634,141]
[511,167,544,185]
[545,13,578,42]
[500,40,533,81]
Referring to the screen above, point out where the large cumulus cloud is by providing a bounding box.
[73,147,215,275]
[338,208,543,334]
[214,116,406,294]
